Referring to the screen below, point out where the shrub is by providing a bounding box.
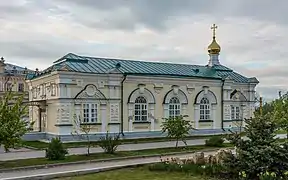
[98,131,121,154]
[205,136,224,147]
[45,137,68,160]
[149,156,225,178]
[161,115,195,148]
[224,115,288,179]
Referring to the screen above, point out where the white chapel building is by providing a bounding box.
[26,25,259,140]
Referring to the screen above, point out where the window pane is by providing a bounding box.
[169,97,181,118]
[134,96,148,121]
[200,97,210,121]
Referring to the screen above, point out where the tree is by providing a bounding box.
[45,137,68,160]
[161,115,194,148]
[71,114,93,156]
[0,90,33,152]
[98,131,121,154]
[224,113,288,179]
[255,101,274,117]
[273,92,288,139]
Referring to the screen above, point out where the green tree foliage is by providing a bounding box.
[255,102,274,117]
[45,137,68,160]
[224,114,288,179]
[161,115,194,148]
[98,131,121,154]
[205,136,224,147]
[273,92,288,138]
[0,90,33,152]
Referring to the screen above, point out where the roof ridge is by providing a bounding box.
[72,53,205,68]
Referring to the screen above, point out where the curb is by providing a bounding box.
[22,135,222,150]
[0,147,233,173]
[2,162,155,180]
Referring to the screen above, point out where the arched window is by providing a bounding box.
[134,96,148,121]
[200,97,210,120]
[169,97,181,118]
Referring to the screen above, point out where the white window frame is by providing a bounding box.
[169,97,181,118]
[51,84,56,96]
[82,103,98,123]
[18,83,24,92]
[6,82,12,91]
[134,96,148,122]
[231,105,240,120]
[199,97,210,121]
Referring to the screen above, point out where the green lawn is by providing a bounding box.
[276,129,286,134]
[0,144,232,170]
[22,134,224,149]
[56,167,217,180]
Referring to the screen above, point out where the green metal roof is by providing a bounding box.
[26,53,257,84]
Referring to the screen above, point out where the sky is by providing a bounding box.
[0,0,287,101]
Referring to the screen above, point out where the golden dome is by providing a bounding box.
[208,37,221,54]
[208,24,221,54]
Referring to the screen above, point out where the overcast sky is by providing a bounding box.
[0,0,287,101]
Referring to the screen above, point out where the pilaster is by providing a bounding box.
[194,105,199,129]
[100,104,107,132]
[128,103,133,132]
[149,104,155,131]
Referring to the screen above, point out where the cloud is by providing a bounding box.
[0,0,287,100]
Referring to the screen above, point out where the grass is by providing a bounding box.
[276,129,286,134]
[22,134,225,149]
[55,166,218,180]
[0,144,232,170]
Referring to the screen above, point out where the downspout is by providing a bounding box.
[120,74,127,136]
[221,78,225,131]
[38,107,42,132]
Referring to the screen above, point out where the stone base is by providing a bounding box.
[22,128,229,142]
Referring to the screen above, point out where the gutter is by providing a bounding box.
[221,79,225,131]
[120,74,127,136]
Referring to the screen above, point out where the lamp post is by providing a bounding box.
[255,94,263,116]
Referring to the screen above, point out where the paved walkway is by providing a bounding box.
[0,149,228,180]
[0,134,285,161]
[0,138,208,161]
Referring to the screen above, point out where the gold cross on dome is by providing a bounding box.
[211,24,218,38]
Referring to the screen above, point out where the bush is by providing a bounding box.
[223,115,288,179]
[148,161,224,178]
[98,131,121,154]
[45,137,68,160]
[205,136,224,147]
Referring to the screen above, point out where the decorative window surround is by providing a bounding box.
[200,97,210,121]
[169,97,181,118]
[231,105,240,120]
[194,89,217,129]
[163,88,188,119]
[127,87,156,132]
[72,85,107,132]
[134,96,148,122]
[82,103,98,123]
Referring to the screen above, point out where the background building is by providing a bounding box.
[26,25,259,141]
[0,57,34,121]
